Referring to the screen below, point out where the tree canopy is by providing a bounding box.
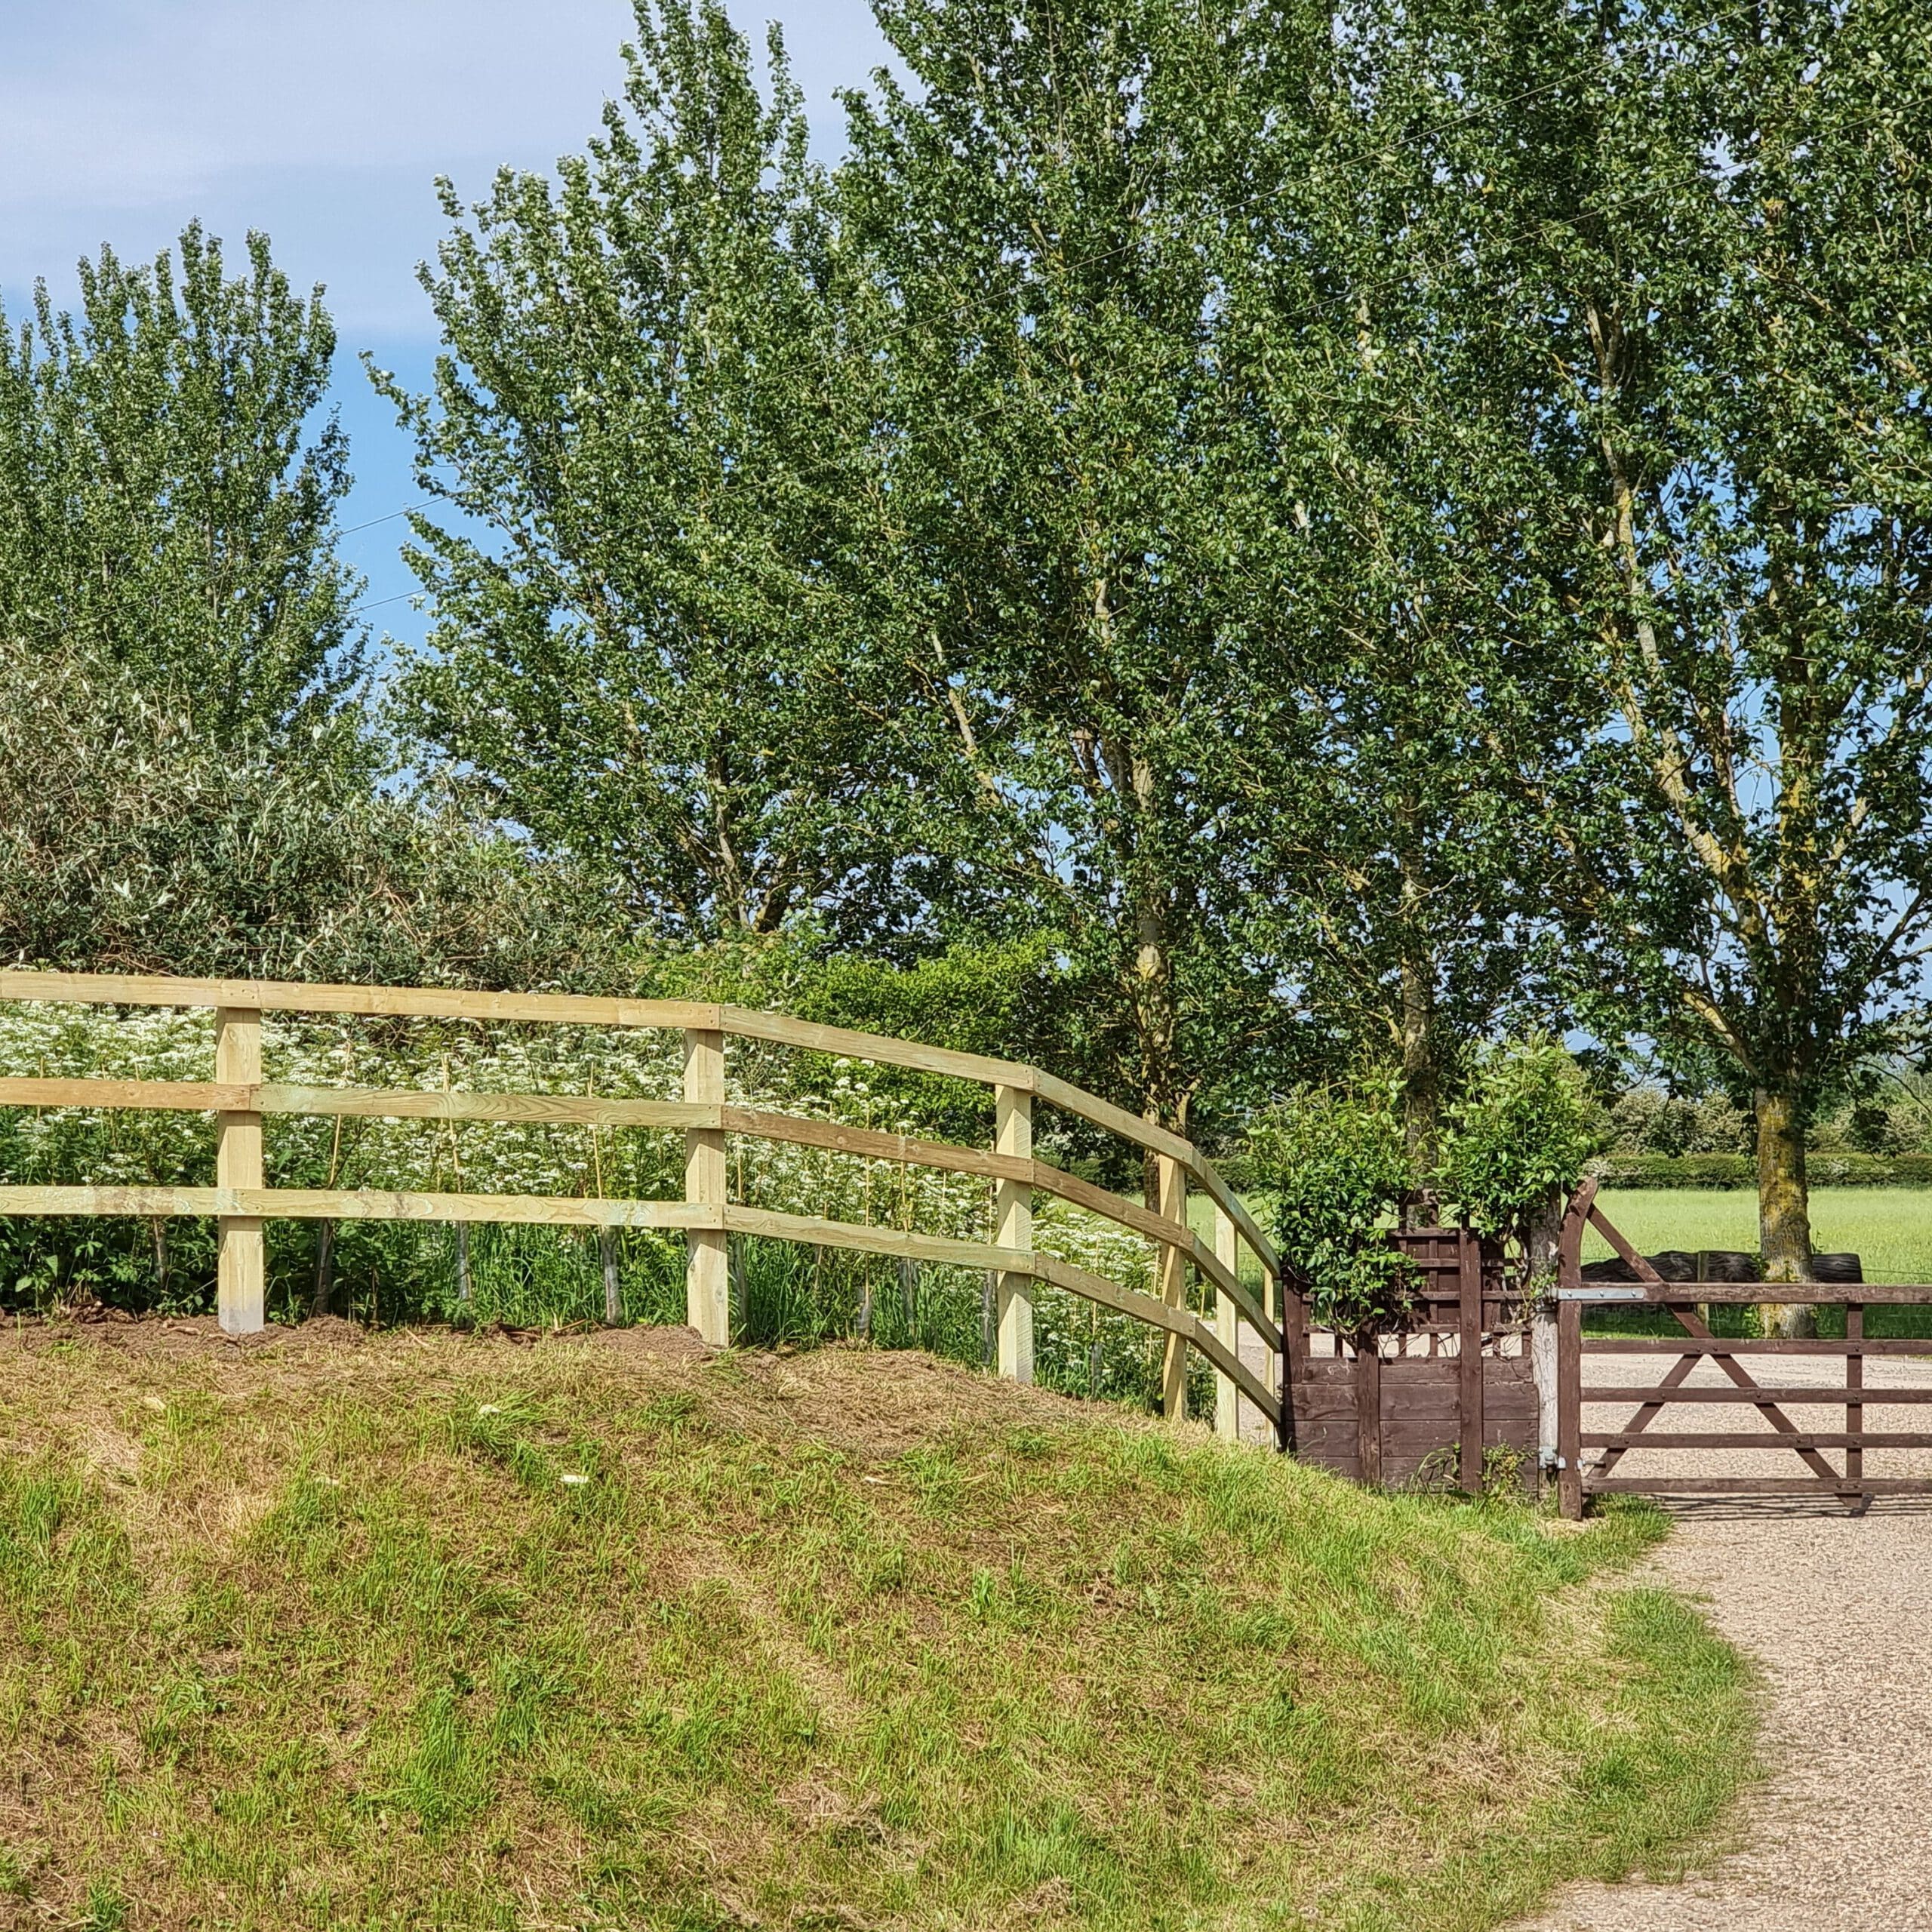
[9,0,1932,1290]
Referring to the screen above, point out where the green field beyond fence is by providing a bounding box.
[1589,1189,1932,1285]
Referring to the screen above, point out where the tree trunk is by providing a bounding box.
[1398,943,1441,1229]
[1394,789,1440,1229]
[1755,1088,1814,1337]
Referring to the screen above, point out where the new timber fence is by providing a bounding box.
[0,971,1283,1441]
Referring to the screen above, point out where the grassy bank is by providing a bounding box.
[0,1323,1752,1931]
[1592,1188,1932,1284]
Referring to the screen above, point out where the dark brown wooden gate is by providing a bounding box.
[1283,1227,1541,1494]
[1555,1179,1932,1515]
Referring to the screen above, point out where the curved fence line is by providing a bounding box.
[0,970,1282,1441]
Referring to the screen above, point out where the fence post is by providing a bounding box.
[1458,1229,1484,1493]
[600,1225,621,1327]
[1557,1297,1583,1520]
[1211,1201,1240,1443]
[683,1028,730,1346]
[214,1006,265,1336]
[1157,1154,1188,1419]
[995,1085,1033,1381]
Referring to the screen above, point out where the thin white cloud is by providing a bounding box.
[0,0,891,331]
[0,1,637,202]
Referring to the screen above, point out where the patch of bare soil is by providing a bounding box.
[0,1315,1132,1456]
[708,1339,1117,1457]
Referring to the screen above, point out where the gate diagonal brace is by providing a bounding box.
[1583,1207,1844,1489]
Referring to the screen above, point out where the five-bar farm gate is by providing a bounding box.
[1554,1178,1932,1515]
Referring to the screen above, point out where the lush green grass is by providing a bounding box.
[0,1325,1753,1931]
[1592,1188,1932,1284]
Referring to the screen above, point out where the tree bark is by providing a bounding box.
[1755,1088,1814,1337]
[1398,941,1441,1229]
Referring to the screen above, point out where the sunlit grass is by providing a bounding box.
[1592,1188,1932,1284]
[0,1332,1753,1930]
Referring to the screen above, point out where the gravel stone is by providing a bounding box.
[1513,1350,1932,1932]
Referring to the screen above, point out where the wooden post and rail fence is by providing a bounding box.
[0,970,1283,1442]
[26,974,1922,1509]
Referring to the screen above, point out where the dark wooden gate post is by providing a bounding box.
[1557,1297,1583,1519]
[1459,1228,1484,1494]
[1355,1340,1383,1487]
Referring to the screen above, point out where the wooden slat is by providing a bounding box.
[1558,1298,1583,1518]
[0,1078,251,1112]
[215,1008,266,1336]
[1582,1384,1932,1404]
[0,968,716,1031]
[0,1069,1278,1349]
[1030,1067,1191,1163]
[254,1189,717,1229]
[1358,1346,1383,1487]
[1584,1476,1932,1497]
[1028,1161,1276,1347]
[1281,1278,1307,1454]
[0,971,1285,1270]
[1583,1432,1932,1450]
[721,1005,1032,1090]
[1155,1152,1189,1419]
[1848,1303,1866,1492]
[719,1204,1022,1275]
[0,1185,719,1228]
[743,1106,1272,1344]
[265,1084,712,1129]
[1584,1337,1932,1358]
[1562,1284,1932,1306]
[1186,1157,1281,1278]
[1601,1254,1847,1486]
[995,1083,1034,1383]
[1030,1251,1281,1428]
[1458,1228,1482,1493]
[723,1106,1024,1182]
[0,1184,227,1217]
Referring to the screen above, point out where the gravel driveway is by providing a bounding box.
[1513,1350,1932,1932]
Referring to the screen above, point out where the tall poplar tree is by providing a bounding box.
[844,0,1332,1138]
[1382,0,1932,1292]
[0,223,363,744]
[383,1,929,943]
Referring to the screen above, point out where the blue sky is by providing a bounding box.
[0,0,891,652]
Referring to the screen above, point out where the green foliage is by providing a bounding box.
[382,0,930,944]
[1438,1041,1594,1247]
[1248,1078,1414,1335]
[0,641,617,986]
[0,223,359,741]
[1349,0,1932,1259]
[842,0,1324,1135]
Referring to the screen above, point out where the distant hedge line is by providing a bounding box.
[1594,1152,1932,1189]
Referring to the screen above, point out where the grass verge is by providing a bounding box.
[0,1321,1752,1930]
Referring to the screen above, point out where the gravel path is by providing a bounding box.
[1513,1351,1932,1932]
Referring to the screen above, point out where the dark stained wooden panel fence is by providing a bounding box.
[1284,1227,1542,1495]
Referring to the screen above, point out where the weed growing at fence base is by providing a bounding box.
[0,1322,1752,1931]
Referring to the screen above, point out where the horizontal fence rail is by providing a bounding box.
[0,971,1282,1439]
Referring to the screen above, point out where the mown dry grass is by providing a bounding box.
[0,1319,1752,1931]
